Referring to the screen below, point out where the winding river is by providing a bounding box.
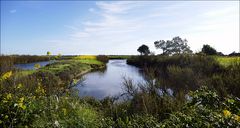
[75,59,145,99]
[15,59,145,99]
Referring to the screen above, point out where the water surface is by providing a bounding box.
[15,61,50,70]
[76,59,145,99]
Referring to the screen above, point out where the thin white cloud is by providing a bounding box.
[96,1,137,14]
[71,32,90,38]
[69,1,143,41]
[204,6,237,18]
[45,40,64,44]
[10,9,17,13]
[63,1,239,55]
[64,25,79,31]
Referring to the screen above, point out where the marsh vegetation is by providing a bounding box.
[0,41,240,127]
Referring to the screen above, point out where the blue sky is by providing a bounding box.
[1,1,239,55]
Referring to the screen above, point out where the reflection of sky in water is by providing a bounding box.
[76,59,145,99]
[15,61,50,70]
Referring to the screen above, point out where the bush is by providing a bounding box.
[166,65,199,92]
[161,86,240,127]
[96,55,109,63]
[207,62,240,97]
[0,56,14,75]
[101,114,160,128]
[0,82,102,127]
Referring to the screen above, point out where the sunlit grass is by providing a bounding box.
[73,55,103,65]
[215,56,240,67]
[76,59,103,65]
[74,55,97,60]
[15,70,36,78]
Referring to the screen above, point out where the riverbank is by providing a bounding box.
[10,56,107,96]
[127,54,240,97]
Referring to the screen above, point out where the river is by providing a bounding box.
[15,61,51,70]
[75,59,145,99]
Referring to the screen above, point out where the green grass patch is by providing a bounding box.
[76,59,103,65]
[15,70,36,78]
[40,60,91,74]
[215,56,240,67]
[74,55,97,60]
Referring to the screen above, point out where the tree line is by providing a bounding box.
[137,36,239,56]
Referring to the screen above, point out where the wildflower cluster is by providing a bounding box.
[0,71,12,82]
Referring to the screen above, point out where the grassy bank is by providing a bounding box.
[0,55,109,127]
[14,55,106,83]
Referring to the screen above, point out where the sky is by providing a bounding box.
[1,1,239,55]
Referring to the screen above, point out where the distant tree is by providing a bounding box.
[54,53,62,60]
[47,51,51,56]
[47,51,52,63]
[201,44,217,55]
[154,36,192,55]
[217,52,224,56]
[137,44,150,55]
[229,51,240,56]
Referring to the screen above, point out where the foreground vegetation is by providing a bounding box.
[215,56,240,67]
[0,53,240,127]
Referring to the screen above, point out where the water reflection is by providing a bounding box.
[76,59,145,99]
[15,61,50,70]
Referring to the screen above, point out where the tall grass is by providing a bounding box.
[127,55,240,98]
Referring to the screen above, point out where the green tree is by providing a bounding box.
[54,53,62,60]
[154,36,192,55]
[47,51,51,56]
[201,44,217,55]
[137,44,150,55]
[46,51,51,62]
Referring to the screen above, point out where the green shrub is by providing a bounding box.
[96,55,109,63]
[31,96,102,128]
[0,84,102,127]
[161,86,240,127]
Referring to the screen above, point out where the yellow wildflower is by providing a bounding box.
[17,84,23,89]
[234,115,240,122]
[19,97,24,103]
[36,86,45,94]
[4,115,8,119]
[74,55,96,60]
[6,93,12,100]
[2,71,12,80]
[223,110,231,117]
[18,103,26,110]
[73,79,78,84]
[62,108,67,116]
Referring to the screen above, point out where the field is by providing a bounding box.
[215,56,240,66]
